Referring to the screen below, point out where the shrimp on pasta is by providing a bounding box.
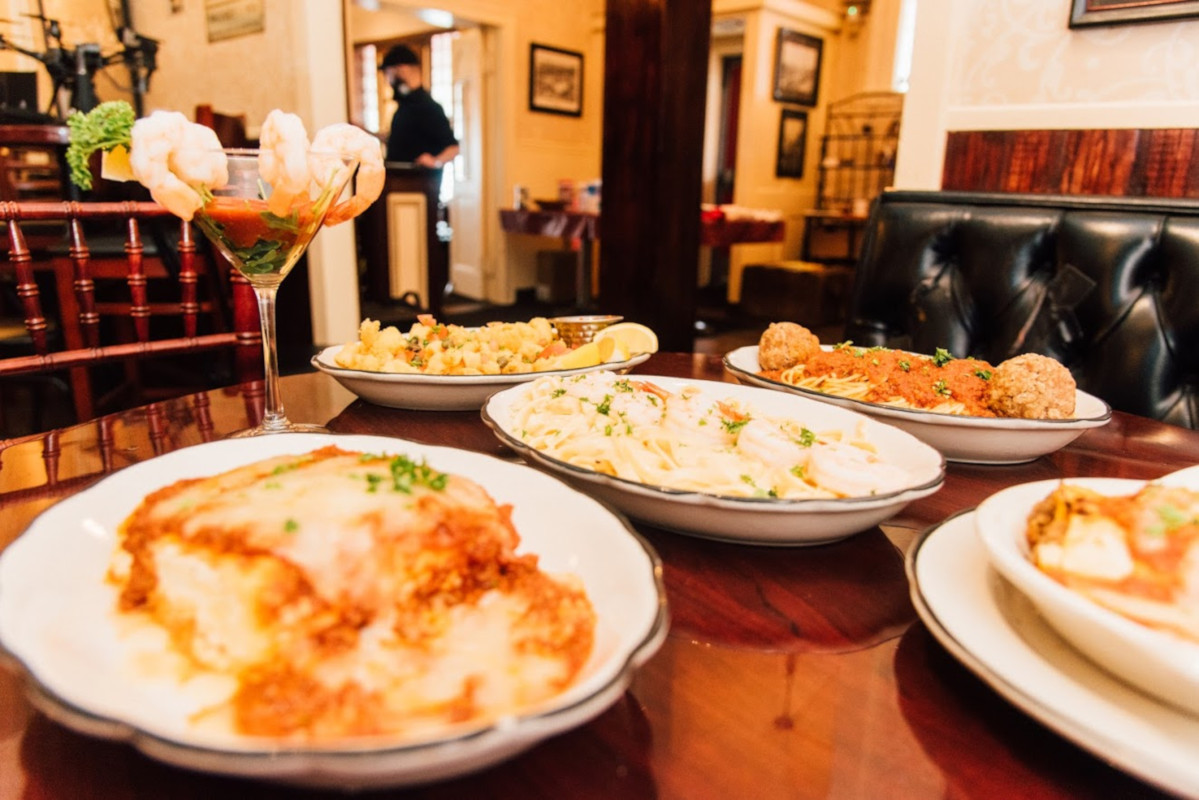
[508,371,914,499]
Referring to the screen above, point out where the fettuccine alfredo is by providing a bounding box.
[508,372,915,499]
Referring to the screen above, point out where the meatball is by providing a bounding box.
[758,322,821,371]
[987,353,1076,419]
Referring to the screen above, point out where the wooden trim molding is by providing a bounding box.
[942,129,1199,198]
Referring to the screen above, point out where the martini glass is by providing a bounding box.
[191,148,358,436]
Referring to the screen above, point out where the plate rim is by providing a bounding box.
[723,345,1113,430]
[0,433,670,773]
[907,510,1199,798]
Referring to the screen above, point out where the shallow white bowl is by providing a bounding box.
[723,345,1111,465]
[482,375,945,546]
[975,476,1199,716]
[0,434,668,789]
[312,345,651,411]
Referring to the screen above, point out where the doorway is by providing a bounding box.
[708,52,742,293]
[344,3,496,307]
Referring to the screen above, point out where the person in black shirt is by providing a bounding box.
[380,44,460,169]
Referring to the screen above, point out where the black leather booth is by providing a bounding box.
[844,190,1199,428]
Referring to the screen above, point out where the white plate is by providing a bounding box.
[312,345,651,411]
[0,434,668,789]
[975,476,1199,716]
[909,511,1199,799]
[482,375,945,546]
[723,346,1111,465]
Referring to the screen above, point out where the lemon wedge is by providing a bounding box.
[553,336,616,370]
[596,322,658,356]
[100,146,134,182]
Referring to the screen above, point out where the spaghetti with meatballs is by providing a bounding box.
[756,322,1076,419]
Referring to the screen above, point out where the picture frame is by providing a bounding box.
[529,43,583,117]
[776,108,807,179]
[772,29,822,107]
[1069,0,1199,27]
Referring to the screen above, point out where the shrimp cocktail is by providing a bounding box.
[69,106,386,436]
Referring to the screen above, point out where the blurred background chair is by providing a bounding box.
[0,200,262,439]
[195,104,252,148]
[0,123,71,203]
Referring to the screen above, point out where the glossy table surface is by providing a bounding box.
[1,352,1194,799]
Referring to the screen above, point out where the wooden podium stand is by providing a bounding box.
[357,164,447,316]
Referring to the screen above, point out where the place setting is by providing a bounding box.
[907,467,1199,798]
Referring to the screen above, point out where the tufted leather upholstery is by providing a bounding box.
[844,190,1199,428]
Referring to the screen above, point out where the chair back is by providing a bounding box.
[0,200,262,430]
[195,105,251,148]
[0,124,71,201]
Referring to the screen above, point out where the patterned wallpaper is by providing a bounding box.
[953,0,1199,106]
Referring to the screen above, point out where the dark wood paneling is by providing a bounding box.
[599,0,711,352]
[942,129,1199,198]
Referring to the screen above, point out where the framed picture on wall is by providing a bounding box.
[776,108,807,179]
[529,43,584,117]
[772,29,822,106]
[1069,0,1199,27]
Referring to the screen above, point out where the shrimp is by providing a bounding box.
[129,111,228,221]
[258,110,313,217]
[310,123,385,226]
[806,440,913,498]
[735,419,811,467]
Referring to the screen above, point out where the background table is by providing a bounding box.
[0,353,1192,799]
[498,210,785,310]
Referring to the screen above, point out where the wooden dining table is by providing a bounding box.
[0,352,1194,799]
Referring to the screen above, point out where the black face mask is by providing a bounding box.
[390,77,410,100]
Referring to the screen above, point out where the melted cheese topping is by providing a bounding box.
[109,446,595,741]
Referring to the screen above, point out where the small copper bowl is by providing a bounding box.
[550,315,623,347]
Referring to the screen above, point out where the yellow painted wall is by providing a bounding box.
[711,0,901,302]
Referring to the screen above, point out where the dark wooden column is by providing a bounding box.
[600,0,711,352]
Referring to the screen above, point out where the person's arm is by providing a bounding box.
[415,144,459,169]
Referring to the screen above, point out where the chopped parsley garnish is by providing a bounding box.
[613,379,634,393]
[721,418,750,434]
[604,424,613,436]
[552,388,567,398]
[596,394,613,415]
[271,458,310,475]
[387,455,449,494]
[974,368,992,381]
[790,465,806,479]
[899,360,910,372]
[933,380,951,396]
[263,480,282,490]
[740,474,775,498]
[1157,504,1190,529]
[797,428,816,447]
[365,473,384,493]
[932,348,953,367]
[833,340,854,351]
[283,518,300,533]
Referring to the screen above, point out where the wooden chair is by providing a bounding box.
[0,124,71,202]
[0,200,262,434]
[195,104,252,148]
